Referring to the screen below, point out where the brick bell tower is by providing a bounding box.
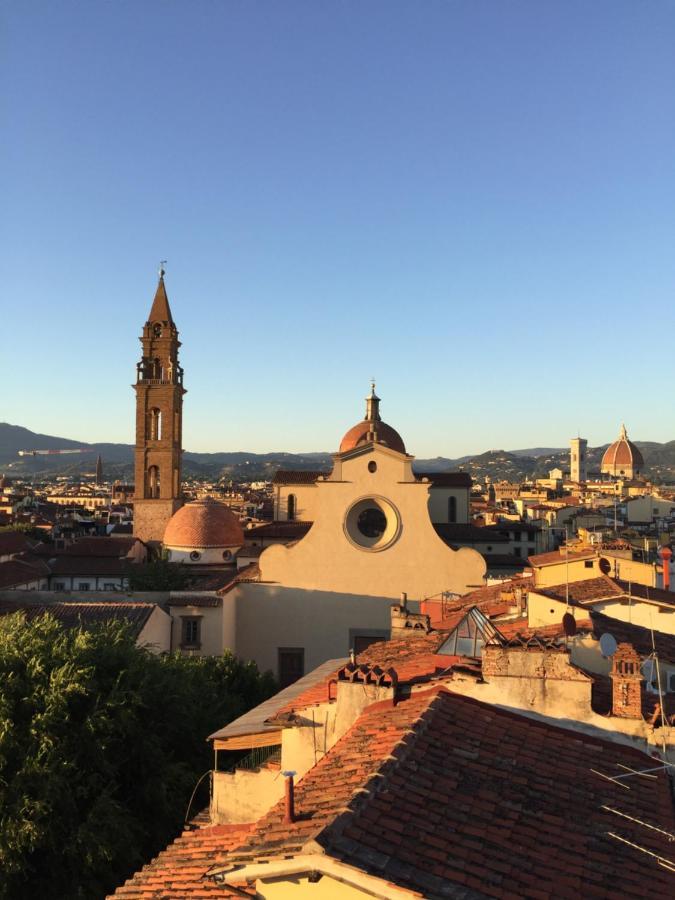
[133,266,186,543]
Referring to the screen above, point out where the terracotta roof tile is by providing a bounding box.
[271,470,327,485]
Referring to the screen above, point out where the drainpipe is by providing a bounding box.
[283,771,296,824]
[659,546,672,592]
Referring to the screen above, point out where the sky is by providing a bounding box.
[2,1,674,458]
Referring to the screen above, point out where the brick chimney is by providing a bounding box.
[391,593,431,638]
[610,644,643,719]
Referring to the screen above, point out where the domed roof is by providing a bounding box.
[339,420,406,454]
[338,383,406,455]
[601,424,644,471]
[163,497,244,549]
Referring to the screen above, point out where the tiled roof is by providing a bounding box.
[613,579,675,608]
[434,523,509,543]
[48,556,132,577]
[147,274,174,324]
[207,689,675,898]
[415,471,472,487]
[536,575,624,605]
[0,558,49,588]
[590,611,675,663]
[0,600,156,636]
[528,548,597,566]
[109,822,255,898]
[164,498,244,549]
[244,521,312,540]
[339,419,406,455]
[271,470,327,485]
[167,595,222,608]
[0,531,38,556]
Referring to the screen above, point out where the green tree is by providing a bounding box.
[127,557,192,591]
[0,613,276,899]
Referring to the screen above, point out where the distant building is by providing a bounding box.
[95,454,103,485]
[601,424,644,480]
[570,436,587,482]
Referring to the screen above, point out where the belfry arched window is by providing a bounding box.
[148,465,160,499]
[287,494,296,521]
[149,408,162,440]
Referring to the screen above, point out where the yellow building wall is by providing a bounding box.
[258,874,371,899]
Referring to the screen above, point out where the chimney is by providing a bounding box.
[283,771,296,824]
[390,601,430,638]
[610,644,643,719]
[659,546,672,592]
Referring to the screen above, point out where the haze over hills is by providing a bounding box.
[2,423,675,483]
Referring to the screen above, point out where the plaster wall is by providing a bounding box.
[258,874,369,899]
[136,605,172,653]
[211,767,284,824]
[426,487,470,524]
[275,485,318,522]
[591,599,675,636]
[168,603,224,655]
[259,445,486,600]
[165,546,240,565]
[223,583,400,677]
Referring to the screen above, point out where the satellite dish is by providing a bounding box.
[599,557,611,575]
[562,612,577,636]
[599,633,618,657]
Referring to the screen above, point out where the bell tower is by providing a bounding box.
[133,266,185,543]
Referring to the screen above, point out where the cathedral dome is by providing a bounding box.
[338,384,406,455]
[163,497,244,550]
[601,424,644,477]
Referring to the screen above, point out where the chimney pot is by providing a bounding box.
[400,592,407,608]
[282,771,296,824]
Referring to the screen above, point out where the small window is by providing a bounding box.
[189,550,201,561]
[222,549,232,561]
[368,461,377,473]
[181,617,201,649]
[584,560,594,569]
[448,496,457,523]
[278,647,304,688]
[287,494,296,521]
[54,582,65,591]
[103,582,115,590]
[78,582,91,591]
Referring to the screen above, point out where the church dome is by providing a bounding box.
[163,497,244,549]
[601,424,644,475]
[339,384,406,455]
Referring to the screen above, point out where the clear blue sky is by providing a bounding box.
[2,1,674,457]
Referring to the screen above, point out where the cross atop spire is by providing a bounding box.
[148,266,174,324]
[620,423,628,440]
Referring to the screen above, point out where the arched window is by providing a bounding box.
[287,494,296,521]
[148,465,160,499]
[149,408,162,440]
[448,496,457,523]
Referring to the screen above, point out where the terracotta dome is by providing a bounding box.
[601,424,644,475]
[338,384,406,455]
[339,420,406,454]
[163,497,244,549]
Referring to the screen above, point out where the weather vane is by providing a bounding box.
[159,259,167,278]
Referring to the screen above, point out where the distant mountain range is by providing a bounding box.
[2,423,675,483]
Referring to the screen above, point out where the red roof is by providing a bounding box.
[339,419,406,455]
[142,688,675,899]
[163,498,244,549]
[271,470,327,485]
[147,274,174,324]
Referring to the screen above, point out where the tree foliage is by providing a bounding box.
[127,558,192,591]
[0,613,276,899]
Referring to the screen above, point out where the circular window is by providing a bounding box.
[189,550,201,561]
[222,549,232,561]
[368,461,377,474]
[344,496,401,552]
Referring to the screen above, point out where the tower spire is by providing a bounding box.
[148,263,174,324]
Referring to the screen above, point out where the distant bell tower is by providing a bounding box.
[95,454,103,486]
[133,266,186,543]
[570,436,587,483]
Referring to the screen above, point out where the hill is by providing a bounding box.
[2,423,674,483]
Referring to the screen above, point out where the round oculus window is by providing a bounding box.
[189,550,201,561]
[344,496,401,552]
